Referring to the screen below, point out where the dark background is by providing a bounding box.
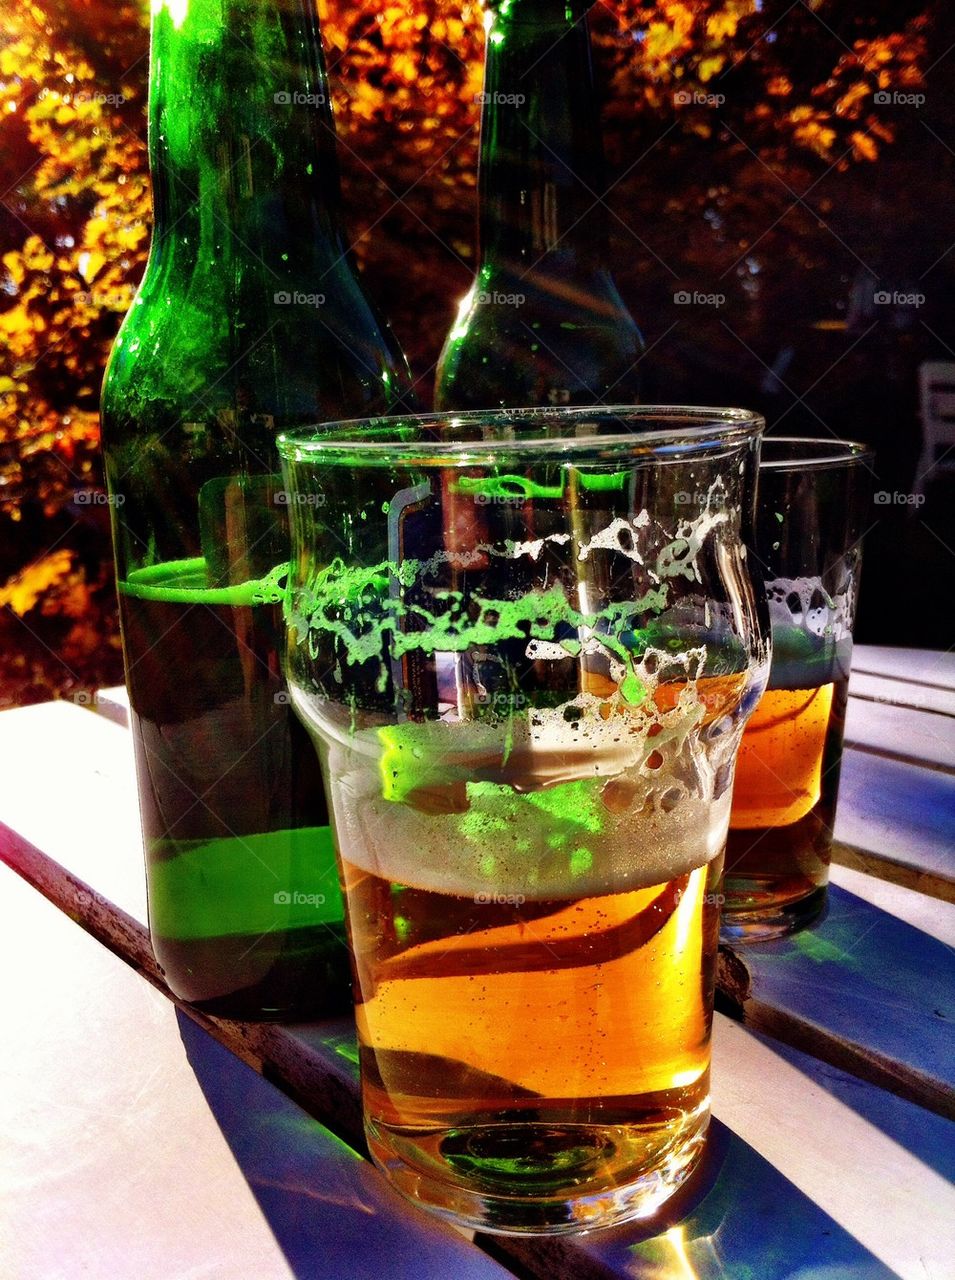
[1,0,952,705]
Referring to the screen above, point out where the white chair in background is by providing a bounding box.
[914,360,955,498]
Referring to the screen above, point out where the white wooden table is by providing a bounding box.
[1,646,953,1280]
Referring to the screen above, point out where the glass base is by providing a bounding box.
[720,884,827,942]
[365,1108,710,1235]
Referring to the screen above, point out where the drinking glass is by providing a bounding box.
[279,407,768,1234]
[722,437,873,941]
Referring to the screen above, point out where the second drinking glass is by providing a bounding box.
[722,437,873,940]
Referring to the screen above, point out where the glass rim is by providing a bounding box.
[277,405,764,466]
[759,436,874,471]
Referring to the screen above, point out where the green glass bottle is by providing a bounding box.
[435,0,644,410]
[100,0,416,1019]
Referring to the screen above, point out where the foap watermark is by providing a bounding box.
[475,91,525,107]
[474,490,524,505]
[75,887,112,908]
[70,690,113,708]
[476,290,525,307]
[75,289,129,309]
[874,290,924,308]
[42,88,127,106]
[74,488,124,506]
[474,891,526,906]
[274,890,326,907]
[674,89,725,108]
[273,489,326,506]
[475,690,529,709]
[874,490,925,507]
[674,290,725,308]
[273,90,326,106]
[873,90,925,108]
[274,290,325,307]
[674,489,727,506]
[675,887,725,906]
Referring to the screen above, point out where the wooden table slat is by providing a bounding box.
[849,669,955,718]
[481,1119,898,1280]
[850,645,955,688]
[0,863,518,1280]
[717,884,955,1121]
[844,696,955,773]
[2,827,913,1278]
[835,748,955,894]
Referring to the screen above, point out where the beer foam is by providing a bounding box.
[295,662,741,901]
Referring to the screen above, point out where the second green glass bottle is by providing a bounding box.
[435,0,645,409]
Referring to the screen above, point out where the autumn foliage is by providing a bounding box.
[0,0,942,702]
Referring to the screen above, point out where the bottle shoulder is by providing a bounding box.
[435,268,645,409]
[101,267,416,433]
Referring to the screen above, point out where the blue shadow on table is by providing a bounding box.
[179,1012,896,1280]
[176,1011,513,1280]
[742,1024,955,1186]
[838,749,955,884]
[719,884,955,1123]
[481,1116,898,1279]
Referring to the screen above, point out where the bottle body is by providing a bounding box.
[435,0,644,409]
[101,0,416,1018]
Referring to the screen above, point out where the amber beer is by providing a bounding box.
[347,852,723,1219]
[725,628,850,928]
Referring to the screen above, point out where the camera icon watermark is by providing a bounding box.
[874,490,925,507]
[474,891,526,906]
[873,91,925,108]
[873,290,924,308]
[274,290,325,307]
[274,890,326,906]
[674,290,725,308]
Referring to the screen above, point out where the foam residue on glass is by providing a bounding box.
[286,481,765,899]
[764,573,855,690]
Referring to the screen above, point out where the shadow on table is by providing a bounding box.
[481,1116,898,1279]
[718,884,955,1130]
[179,1011,895,1280]
[743,1024,955,1186]
[176,1011,511,1280]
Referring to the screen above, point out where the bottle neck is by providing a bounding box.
[148,0,345,264]
[477,1,609,277]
